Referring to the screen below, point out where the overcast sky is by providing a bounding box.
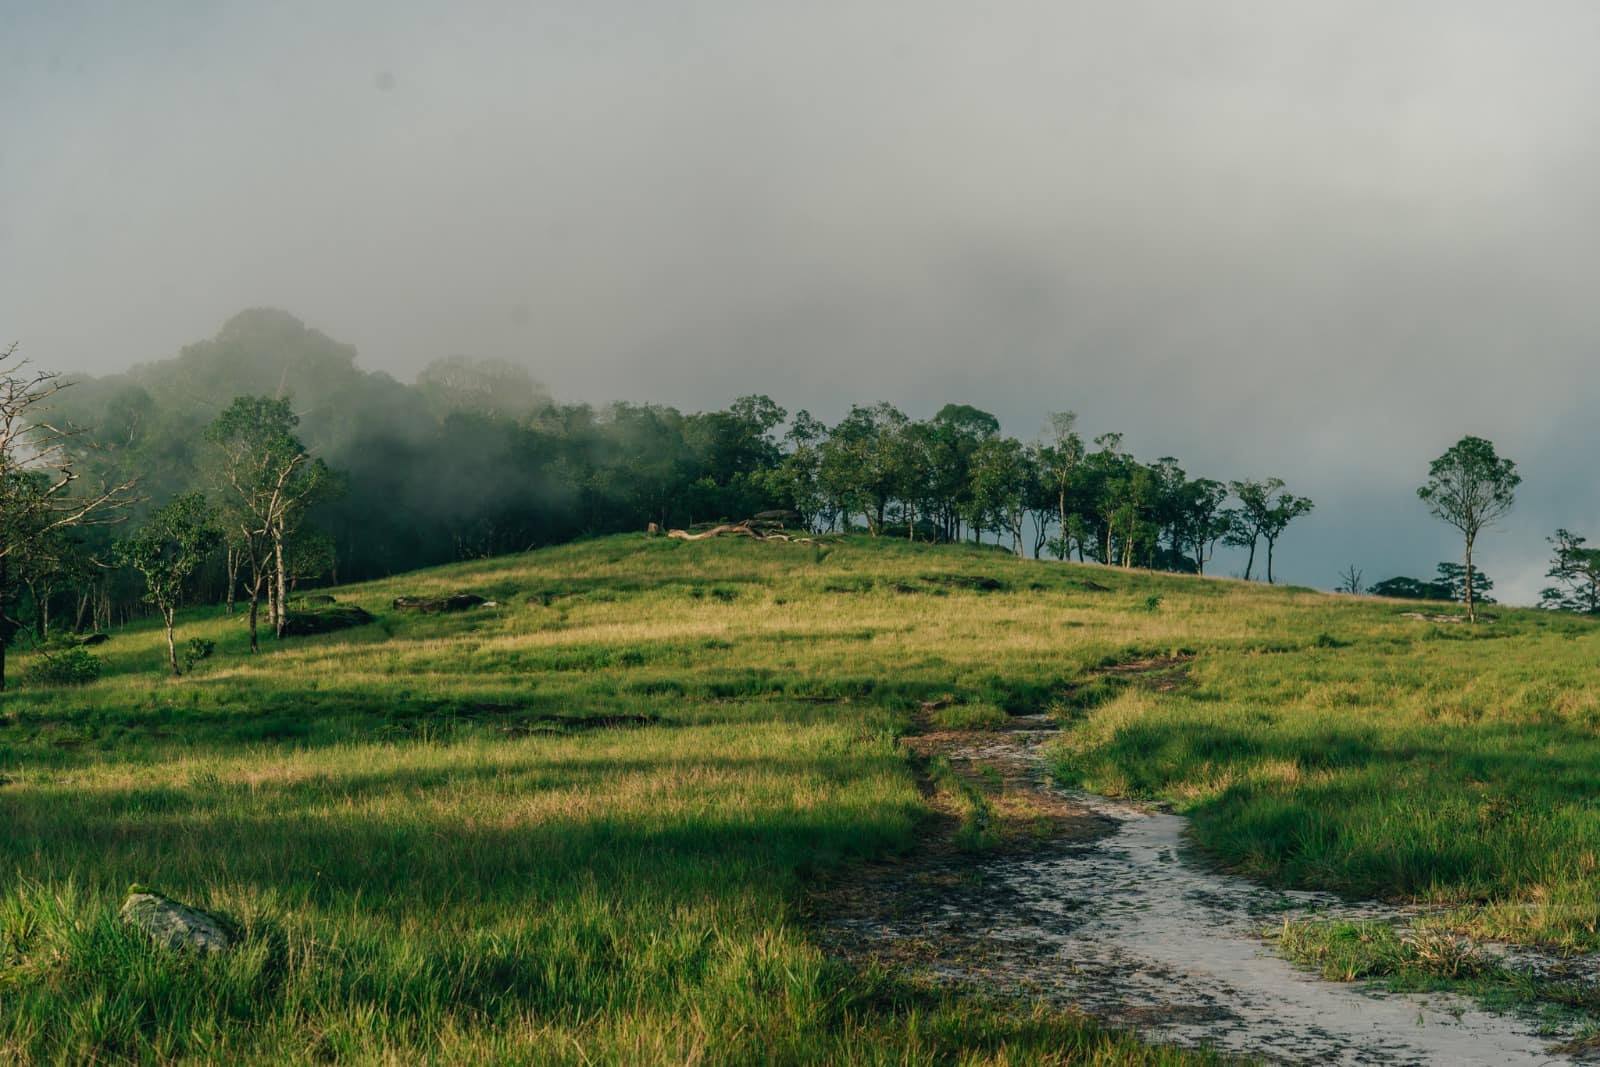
[6,1,1600,599]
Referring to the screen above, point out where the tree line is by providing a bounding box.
[10,309,1600,686]
[0,310,1326,680]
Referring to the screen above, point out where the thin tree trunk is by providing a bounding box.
[164,608,180,676]
[225,545,239,615]
[1266,537,1276,584]
[1057,486,1068,559]
[1243,538,1257,581]
[1465,537,1476,623]
[246,571,265,653]
[273,524,288,639]
[0,556,8,693]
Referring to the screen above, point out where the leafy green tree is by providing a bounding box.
[1418,436,1519,622]
[820,403,908,535]
[1179,479,1230,575]
[768,410,829,531]
[1541,529,1600,615]
[1082,433,1130,564]
[116,493,220,676]
[202,396,333,649]
[1228,478,1313,583]
[968,435,1029,554]
[1258,491,1314,585]
[925,404,999,541]
[1034,412,1085,559]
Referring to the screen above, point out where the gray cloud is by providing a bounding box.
[6,1,1600,598]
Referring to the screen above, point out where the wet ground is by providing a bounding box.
[822,709,1587,1065]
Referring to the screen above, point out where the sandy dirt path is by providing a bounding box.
[823,712,1580,1066]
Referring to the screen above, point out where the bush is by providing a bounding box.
[181,638,215,671]
[25,647,103,687]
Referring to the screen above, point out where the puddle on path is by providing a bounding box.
[825,715,1582,1065]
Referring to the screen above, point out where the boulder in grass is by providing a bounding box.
[392,592,486,614]
[281,605,376,637]
[121,887,232,955]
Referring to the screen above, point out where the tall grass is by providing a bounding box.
[1,535,1220,1064]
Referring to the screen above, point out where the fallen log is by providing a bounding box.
[667,524,761,541]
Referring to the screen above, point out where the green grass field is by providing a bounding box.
[2,533,1597,1063]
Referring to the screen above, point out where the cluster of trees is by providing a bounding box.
[19,310,1600,682]
[1359,435,1600,622]
[0,310,1324,677]
[1363,564,1496,604]
[772,405,1312,580]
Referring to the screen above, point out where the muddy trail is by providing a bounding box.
[820,679,1591,1065]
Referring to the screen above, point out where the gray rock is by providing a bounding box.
[121,889,232,954]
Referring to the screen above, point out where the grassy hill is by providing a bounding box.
[2,534,1598,1063]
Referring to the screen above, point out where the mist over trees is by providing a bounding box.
[3,309,1328,653]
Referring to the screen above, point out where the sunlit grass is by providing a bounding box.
[3,531,1598,1061]
[1,535,1227,1064]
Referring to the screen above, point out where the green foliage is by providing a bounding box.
[22,646,103,687]
[181,638,216,671]
[1418,435,1521,538]
[1370,575,1450,601]
[1542,528,1600,615]
[1418,436,1519,621]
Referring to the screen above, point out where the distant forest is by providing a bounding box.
[2,307,1596,675]
[6,308,1322,627]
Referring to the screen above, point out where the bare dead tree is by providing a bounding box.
[0,342,138,689]
[1336,563,1364,595]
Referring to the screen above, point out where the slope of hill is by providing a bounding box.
[1,534,1596,1062]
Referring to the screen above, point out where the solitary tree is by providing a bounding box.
[1417,436,1518,623]
[116,493,220,676]
[1336,564,1364,595]
[0,343,136,689]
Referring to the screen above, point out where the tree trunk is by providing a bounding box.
[1057,486,1068,560]
[225,545,239,615]
[163,607,181,676]
[1465,537,1476,623]
[1242,538,1257,581]
[1266,537,1276,584]
[0,556,8,693]
[273,524,288,639]
[246,574,265,653]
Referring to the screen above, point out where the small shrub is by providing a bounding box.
[1142,594,1164,612]
[181,638,216,671]
[25,647,103,687]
